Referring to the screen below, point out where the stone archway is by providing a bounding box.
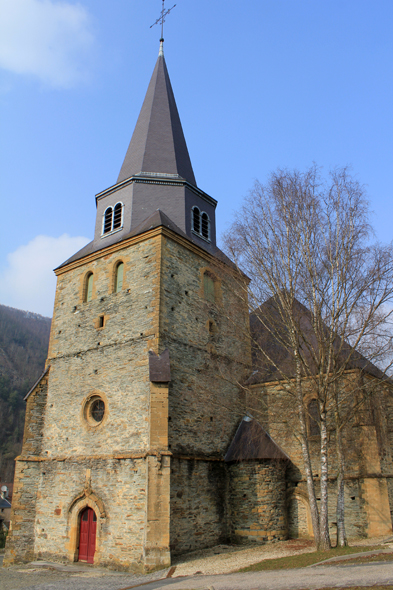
[66,480,106,564]
[287,491,313,539]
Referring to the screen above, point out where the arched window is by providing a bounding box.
[103,207,113,234]
[84,273,94,302]
[307,399,320,436]
[201,212,210,240]
[102,202,123,235]
[114,262,124,293]
[203,271,215,304]
[192,207,200,234]
[191,206,211,242]
[113,203,122,229]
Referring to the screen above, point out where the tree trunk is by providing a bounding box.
[295,358,321,547]
[335,404,348,546]
[336,468,347,547]
[332,376,348,547]
[319,408,331,550]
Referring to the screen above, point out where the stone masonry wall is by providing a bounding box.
[249,373,393,540]
[21,372,49,457]
[287,479,369,540]
[3,459,41,565]
[32,457,147,571]
[44,235,162,458]
[161,235,251,456]
[6,232,167,569]
[228,460,287,544]
[4,370,49,564]
[160,234,252,554]
[170,458,228,555]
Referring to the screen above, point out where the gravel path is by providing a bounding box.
[127,560,393,590]
[1,536,392,590]
[170,539,316,576]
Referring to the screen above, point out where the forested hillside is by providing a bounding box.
[0,304,51,482]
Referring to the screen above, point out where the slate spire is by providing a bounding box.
[117,47,196,186]
[67,43,219,265]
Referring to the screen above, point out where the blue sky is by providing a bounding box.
[0,0,392,316]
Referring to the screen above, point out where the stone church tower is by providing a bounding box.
[5,41,392,572]
[6,42,285,571]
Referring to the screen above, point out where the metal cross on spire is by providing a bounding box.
[150,0,176,52]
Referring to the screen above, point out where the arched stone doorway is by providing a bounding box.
[78,507,97,563]
[67,480,106,564]
[287,493,314,538]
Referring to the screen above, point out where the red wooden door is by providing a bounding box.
[78,507,97,563]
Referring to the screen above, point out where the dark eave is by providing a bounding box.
[55,209,234,271]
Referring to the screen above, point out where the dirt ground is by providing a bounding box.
[1,535,393,590]
[169,535,393,576]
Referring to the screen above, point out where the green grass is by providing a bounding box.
[297,587,393,590]
[236,544,385,572]
[321,552,393,566]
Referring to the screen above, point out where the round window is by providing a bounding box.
[90,399,105,423]
[83,395,106,427]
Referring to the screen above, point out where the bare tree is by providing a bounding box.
[224,166,393,550]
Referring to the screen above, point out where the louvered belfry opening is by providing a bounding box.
[192,207,200,233]
[103,208,113,234]
[113,203,122,229]
[201,212,209,240]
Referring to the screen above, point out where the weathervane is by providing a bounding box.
[150,0,176,44]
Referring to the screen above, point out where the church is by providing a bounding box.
[4,39,393,572]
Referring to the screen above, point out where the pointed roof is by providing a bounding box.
[224,417,289,462]
[117,52,196,186]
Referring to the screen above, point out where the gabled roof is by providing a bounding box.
[117,53,196,186]
[224,417,289,461]
[248,296,388,385]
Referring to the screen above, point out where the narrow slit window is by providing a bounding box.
[98,315,105,328]
[192,207,200,234]
[103,208,113,234]
[85,273,94,302]
[201,213,210,240]
[113,203,122,229]
[204,272,215,304]
[115,262,124,293]
[308,399,320,436]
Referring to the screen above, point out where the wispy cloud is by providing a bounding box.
[0,234,89,316]
[0,0,95,88]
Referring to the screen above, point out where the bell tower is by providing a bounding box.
[61,43,218,270]
[4,40,251,571]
